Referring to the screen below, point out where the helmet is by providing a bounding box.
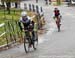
[54,8,58,10]
[21,11,27,17]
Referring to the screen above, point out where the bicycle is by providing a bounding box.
[53,15,62,32]
[23,30,38,53]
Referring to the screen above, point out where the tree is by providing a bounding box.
[56,0,61,5]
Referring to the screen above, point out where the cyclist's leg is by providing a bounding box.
[56,17,61,32]
[57,21,61,31]
[56,21,60,32]
[25,31,32,47]
[32,31,35,40]
[58,17,61,32]
[25,31,30,41]
[31,31,36,50]
[57,23,60,31]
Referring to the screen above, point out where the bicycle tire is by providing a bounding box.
[32,32,38,50]
[33,40,38,50]
[24,36,30,53]
[35,32,38,45]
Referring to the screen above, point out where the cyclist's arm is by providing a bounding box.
[18,18,23,31]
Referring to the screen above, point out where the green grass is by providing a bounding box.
[0,9,21,23]
[0,9,37,46]
[0,9,35,23]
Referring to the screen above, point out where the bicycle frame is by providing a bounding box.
[24,30,37,53]
[55,17,61,32]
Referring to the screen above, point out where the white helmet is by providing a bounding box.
[21,11,27,17]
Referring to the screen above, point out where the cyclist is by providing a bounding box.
[45,0,48,5]
[53,8,61,32]
[18,11,35,48]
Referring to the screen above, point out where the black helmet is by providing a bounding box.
[55,8,58,10]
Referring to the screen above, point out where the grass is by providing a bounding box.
[0,9,35,23]
[0,9,37,46]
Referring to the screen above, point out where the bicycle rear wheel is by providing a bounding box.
[33,40,38,50]
[32,32,38,50]
[35,32,38,45]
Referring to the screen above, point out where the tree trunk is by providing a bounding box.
[6,2,11,14]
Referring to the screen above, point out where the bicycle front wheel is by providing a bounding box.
[24,36,30,53]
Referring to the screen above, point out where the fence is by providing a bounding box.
[0,19,24,50]
[0,3,45,50]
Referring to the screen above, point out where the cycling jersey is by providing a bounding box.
[54,10,60,17]
[19,16,34,31]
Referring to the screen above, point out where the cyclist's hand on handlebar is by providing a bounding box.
[22,28,28,32]
[21,28,25,32]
